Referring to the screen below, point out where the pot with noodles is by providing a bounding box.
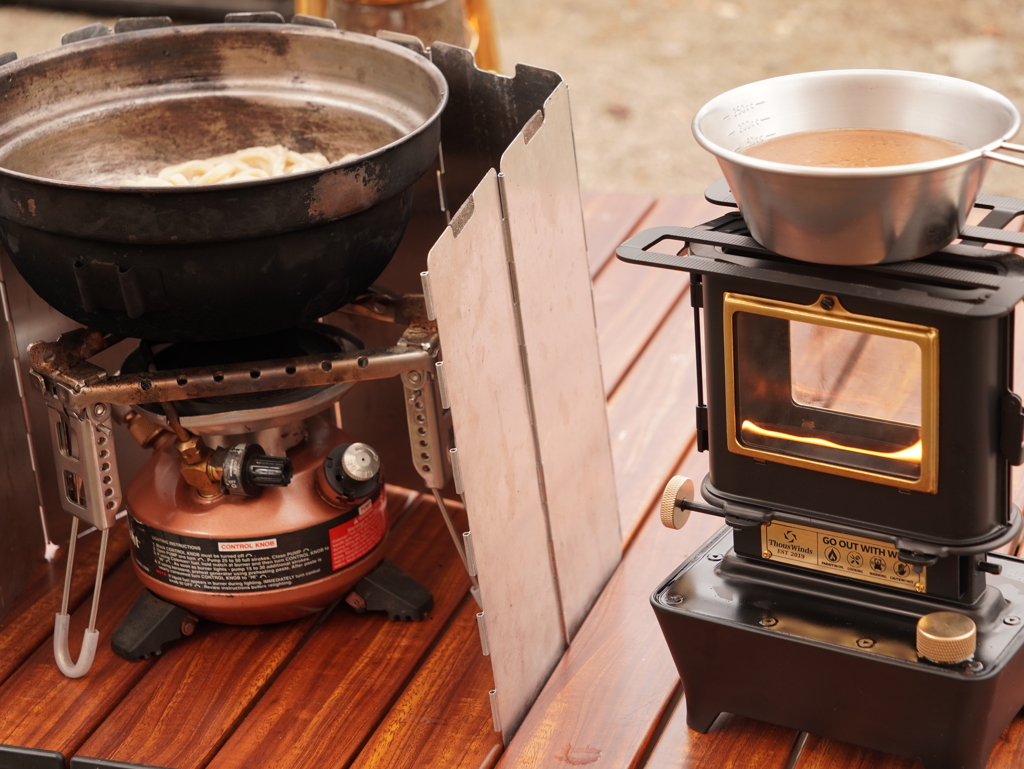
[0,18,447,340]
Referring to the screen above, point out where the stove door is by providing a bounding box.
[724,292,939,493]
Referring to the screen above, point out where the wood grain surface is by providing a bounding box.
[0,521,130,685]
[206,495,472,769]
[496,444,722,769]
[75,588,320,768]
[643,697,798,769]
[592,196,720,396]
[607,295,698,543]
[0,557,151,757]
[582,191,655,276]
[793,734,919,769]
[349,598,502,769]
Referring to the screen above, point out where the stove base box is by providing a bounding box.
[654,527,1024,769]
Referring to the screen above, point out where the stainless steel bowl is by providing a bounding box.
[693,70,1022,264]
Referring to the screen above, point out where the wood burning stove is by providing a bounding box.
[616,181,1024,769]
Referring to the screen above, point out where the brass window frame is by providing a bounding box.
[723,292,939,493]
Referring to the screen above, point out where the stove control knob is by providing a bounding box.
[660,476,694,530]
[247,454,293,488]
[916,611,976,664]
[221,444,293,497]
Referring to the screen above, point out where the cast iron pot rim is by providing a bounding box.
[692,68,1022,179]
[0,22,449,193]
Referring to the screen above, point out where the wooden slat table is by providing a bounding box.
[2,192,1022,769]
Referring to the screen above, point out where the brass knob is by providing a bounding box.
[660,476,694,530]
[916,611,976,664]
[124,411,166,449]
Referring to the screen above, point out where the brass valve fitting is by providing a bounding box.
[174,434,223,499]
[122,410,167,449]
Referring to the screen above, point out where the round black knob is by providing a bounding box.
[322,442,381,502]
[247,454,293,488]
[220,443,292,497]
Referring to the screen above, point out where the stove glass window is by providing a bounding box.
[725,293,938,493]
[790,323,922,426]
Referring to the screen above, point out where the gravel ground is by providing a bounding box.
[3,1,1024,198]
[490,0,1024,199]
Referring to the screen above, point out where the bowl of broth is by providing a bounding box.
[692,70,1021,264]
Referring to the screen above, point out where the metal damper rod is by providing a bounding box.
[431,488,481,604]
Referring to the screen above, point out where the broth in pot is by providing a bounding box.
[743,128,967,168]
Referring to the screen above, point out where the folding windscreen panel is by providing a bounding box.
[425,80,620,740]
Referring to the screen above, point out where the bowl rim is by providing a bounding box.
[691,69,1022,178]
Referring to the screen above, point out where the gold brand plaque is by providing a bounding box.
[760,522,925,592]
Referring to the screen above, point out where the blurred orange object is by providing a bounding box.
[294,0,499,71]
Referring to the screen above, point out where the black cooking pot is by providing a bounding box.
[0,20,447,340]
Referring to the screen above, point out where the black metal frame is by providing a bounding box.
[617,190,1024,552]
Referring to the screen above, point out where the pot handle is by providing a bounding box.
[982,142,1024,169]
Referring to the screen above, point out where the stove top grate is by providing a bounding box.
[616,179,1024,318]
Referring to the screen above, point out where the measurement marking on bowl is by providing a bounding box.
[737,132,776,151]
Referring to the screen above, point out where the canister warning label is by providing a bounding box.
[330,494,388,571]
[129,488,387,593]
[760,521,925,591]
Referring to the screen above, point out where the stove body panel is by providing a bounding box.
[654,527,1024,769]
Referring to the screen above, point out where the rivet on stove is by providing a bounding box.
[762,550,772,559]
[665,594,684,605]
[857,638,875,649]
[1004,616,1022,626]
[820,296,835,311]
[707,553,723,562]
[759,617,778,628]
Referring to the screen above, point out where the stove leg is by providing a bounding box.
[345,558,434,621]
[922,745,993,769]
[112,589,195,661]
[684,695,720,734]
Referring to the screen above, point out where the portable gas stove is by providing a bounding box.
[0,11,585,688]
[26,292,454,673]
[617,181,1024,769]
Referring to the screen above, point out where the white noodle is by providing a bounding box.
[121,144,358,187]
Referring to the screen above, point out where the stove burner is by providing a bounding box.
[121,324,362,418]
